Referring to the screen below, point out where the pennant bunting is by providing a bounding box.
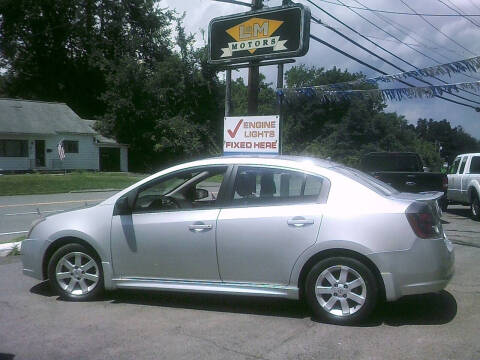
[277,80,480,105]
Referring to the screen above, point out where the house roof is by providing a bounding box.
[83,119,127,147]
[0,98,95,135]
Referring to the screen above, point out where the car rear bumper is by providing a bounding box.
[370,234,454,301]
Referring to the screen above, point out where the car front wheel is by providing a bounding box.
[48,243,104,301]
[305,257,378,324]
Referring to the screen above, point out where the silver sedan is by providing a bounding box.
[22,156,454,324]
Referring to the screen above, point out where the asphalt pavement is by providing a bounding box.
[0,194,479,359]
[0,244,478,360]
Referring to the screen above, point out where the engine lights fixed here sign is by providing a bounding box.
[223,115,279,154]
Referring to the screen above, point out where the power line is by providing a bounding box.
[308,33,480,110]
[437,0,480,28]
[398,0,478,57]
[468,0,480,12]
[350,0,461,62]
[310,16,480,105]
[327,0,480,83]
[314,0,480,16]
[306,0,480,103]
[210,0,252,7]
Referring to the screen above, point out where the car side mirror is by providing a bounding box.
[114,197,130,216]
[114,190,137,216]
[195,188,209,200]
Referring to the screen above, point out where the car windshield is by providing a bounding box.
[334,166,399,196]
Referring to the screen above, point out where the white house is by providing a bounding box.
[0,98,128,172]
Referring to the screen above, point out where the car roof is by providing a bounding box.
[209,154,341,168]
[455,153,480,157]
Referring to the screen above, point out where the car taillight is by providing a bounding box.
[406,202,441,239]
[442,176,448,191]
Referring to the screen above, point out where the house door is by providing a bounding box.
[35,140,45,167]
[100,147,120,172]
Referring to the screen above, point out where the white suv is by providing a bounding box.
[447,153,480,220]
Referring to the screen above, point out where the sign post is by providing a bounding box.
[209,3,310,155]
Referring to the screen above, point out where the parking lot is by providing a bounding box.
[0,193,479,360]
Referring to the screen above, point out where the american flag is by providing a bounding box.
[57,140,65,160]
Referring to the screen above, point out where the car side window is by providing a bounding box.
[134,167,227,213]
[232,166,326,206]
[459,157,467,174]
[449,158,460,174]
[469,156,480,174]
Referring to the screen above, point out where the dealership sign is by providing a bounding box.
[209,5,310,64]
[223,115,279,154]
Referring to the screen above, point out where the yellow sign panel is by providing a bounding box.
[226,18,284,54]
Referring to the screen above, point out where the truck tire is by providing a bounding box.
[471,193,480,221]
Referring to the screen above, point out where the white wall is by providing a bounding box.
[0,133,100,171]
[52,134,99,170]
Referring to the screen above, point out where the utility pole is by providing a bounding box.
[247,0,263,115]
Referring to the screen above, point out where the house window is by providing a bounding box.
[63,140,79,153]
[0,139,28,157]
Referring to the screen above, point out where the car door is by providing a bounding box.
[447,157,461,202]
[216,165,328,286]
[110,165,230,281]
[458,156,469,203]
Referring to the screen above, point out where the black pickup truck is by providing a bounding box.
[360,152,448,209]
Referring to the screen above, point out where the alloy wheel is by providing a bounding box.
[315,265,367,317]
[55,251,100,296]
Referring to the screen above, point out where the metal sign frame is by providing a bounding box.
[208,4,311,65]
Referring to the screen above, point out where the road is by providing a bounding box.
[0,244,478,360]
[0,191,118,243]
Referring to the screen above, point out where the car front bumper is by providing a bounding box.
[370,233,454,301]
[21,238,49,281]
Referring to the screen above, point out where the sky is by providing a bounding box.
[159,0,480,138]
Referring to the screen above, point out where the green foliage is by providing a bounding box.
[1,2,478,173]
[281,65,445,170]
[0,0,174,118]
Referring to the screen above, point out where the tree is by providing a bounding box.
[416,118,480,163]
[98,16,224,171]
[282,65,443,170]
[0,0,174,118]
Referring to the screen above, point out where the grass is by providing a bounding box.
[0,235,26,245]
[0,172,147,196]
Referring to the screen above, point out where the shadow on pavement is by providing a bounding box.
[0,354,15,360]
[445,208,471,218]
[364,290,457,327]
[30,283,457,326]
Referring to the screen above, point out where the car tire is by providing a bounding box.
[440,198,448,212]
[47,243,104,301]
[305,257,378,325]
[471,194,480,221]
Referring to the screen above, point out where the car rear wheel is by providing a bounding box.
[305,257,378,324]
[48,243,104,301]
[471,194,480,221]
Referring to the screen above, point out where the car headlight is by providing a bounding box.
[27,217,46,238]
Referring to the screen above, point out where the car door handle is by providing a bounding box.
[188,224,213,232]
[287,218,314,227]
[405,181,416,186]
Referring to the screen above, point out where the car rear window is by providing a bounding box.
[334,167,399,196]
[361,154,422,172]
